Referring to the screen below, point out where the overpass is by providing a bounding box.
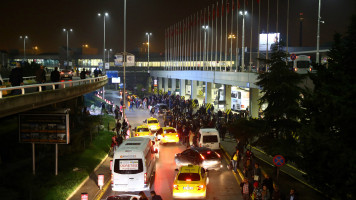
[0,76,108,118]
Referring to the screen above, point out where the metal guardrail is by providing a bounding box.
[2,75,47,82]
[0,76,107,98]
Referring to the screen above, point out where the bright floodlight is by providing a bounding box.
[98,13,101,16]
[146,32,152,36]
[63,28,66,32]
[202,25,208,29]
[70,29,73,32]
[105,12,109,16]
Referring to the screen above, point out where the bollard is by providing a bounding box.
[81,193,88,200]
[98,174,104,190]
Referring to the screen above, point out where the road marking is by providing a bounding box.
[95,178,111,200]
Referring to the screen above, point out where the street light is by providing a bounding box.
[239,10,248,71]
[98,12,109,72]
[145,32,152,72]
[202,25,208,70]
[316,0,321,64]
[19,35,28,61]
[63,28,73,69]
[228,34,236,68]
[105,48,112,65]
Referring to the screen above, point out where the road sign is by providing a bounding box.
[273,155,286,167]
[290,54,297,61]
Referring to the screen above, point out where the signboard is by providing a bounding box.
[259,33,280,51]
[273,155,286,167]
[64,61,67,67]
[126,55,135,66]
[19,114,70,144]
[98,174,104,188]
[98,62,103,67]
[119,160,139,170]
[105,62,110,69]
[114,54,123,66]
[112,77,121,83]
[81,193,89,200]
[290,54,297,61]
[69,61,72,66]
[153,79,158,87]
[186,85,191,95]
[106,71,118,78]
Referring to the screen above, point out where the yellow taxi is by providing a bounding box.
[144,117,160,132]
[161,127,179,144]
[134,125,151,137]
[172,165,208,199]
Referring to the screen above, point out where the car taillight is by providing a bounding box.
[309,67,312,71]
[173,184,179,190]
[200,143,202,147]
[135,134,139,136]
[215,152,221,158]
[60,72,64,74]
[294,68,298,72]
[111,174,113,184]
[186,178,191,182]
[110,160,113,171]
[176,134,179,137]
[207,151,211,154]
[198,185,204,190]
[200,154,205,160]
[144,173,147,184]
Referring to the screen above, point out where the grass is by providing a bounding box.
[0,98,116,200]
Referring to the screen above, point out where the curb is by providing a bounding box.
[66,154,109,200]
[95,178,112,200]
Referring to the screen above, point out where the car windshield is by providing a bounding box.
[297,61,310,68]
[138,128,149,132]
[164,129,176,134]
[148,120,158,124]
[159,105,168,110]
[177,173,201,181]
[203,135,218,143]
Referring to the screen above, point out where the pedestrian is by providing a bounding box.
[36,65,46,89]
[262,185,271,200]
[94,68,99,77]
[252,182,263,200]
[253,163,262,184]
[50,67,60,89]
[101,102,106,114]
[150,191,163,200]
[111,133,118,154]
[9,62,24,95]
[138,191,148,200]
[287,188,298,200]
[262,174,274,197]
[188,129,195,147]
[80,68,86,79]
[272,185,281,200]
[231,149,241,173]
[240,178,252,200]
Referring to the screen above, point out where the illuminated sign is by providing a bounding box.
[119,160,139,170]
[19,114,70,144]
[259,33,280,51]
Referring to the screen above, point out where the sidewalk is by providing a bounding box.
[67,155,112,200]
[220,134,323,199]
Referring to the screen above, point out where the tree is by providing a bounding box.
[228,118,265,149]
[255,43,304,161]
[298,15,356,199]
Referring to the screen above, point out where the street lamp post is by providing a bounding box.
[239,11,247,71]
[105,48,112,65]
[19,35,28,61]
[146,32,152,72]
[63,28,73,69]
[123,0,127,120]
[228,34,236,69]
[316,0,321,64]
[98,12,109,72]
[202,25,208,70]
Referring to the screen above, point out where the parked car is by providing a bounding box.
[154,103,170,118]
[175,147,223,170]
[60,69,73,80]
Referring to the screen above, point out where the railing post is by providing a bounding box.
[39,86,42,92]
[21,88,25,95]
[0,91,2,98]
[52,85,55,90]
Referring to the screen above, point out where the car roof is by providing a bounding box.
[180,165,200,173]
[147,117,157,120]
[162,127,175,130]
[137,125,149,128]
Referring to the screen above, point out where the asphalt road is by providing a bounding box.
[98,97,242,200]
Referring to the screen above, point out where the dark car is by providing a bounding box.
[154,103,170,118]
[175,147,223,170]
[106,194,141,200]
[60,69,73,80]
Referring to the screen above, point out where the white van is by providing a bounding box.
[111,137,157,191]
[199,128,220,150]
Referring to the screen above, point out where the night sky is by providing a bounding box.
[0,0,355,54]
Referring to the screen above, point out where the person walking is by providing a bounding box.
[252,182,263,200]
[231,149,241,173]
[150,191,163,200]
[138,191,148,200]
[80,68,86,79]
[262,174,274,197]
[188,128,195,147]
[262,185,271,200]
[240,178,252,200]
[50,67,60,89]
[9,62,24,95]
[287,188,298,200]
[253,163,262,184]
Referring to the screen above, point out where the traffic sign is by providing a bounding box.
[290,54,297,61]
[273,155,286,167]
